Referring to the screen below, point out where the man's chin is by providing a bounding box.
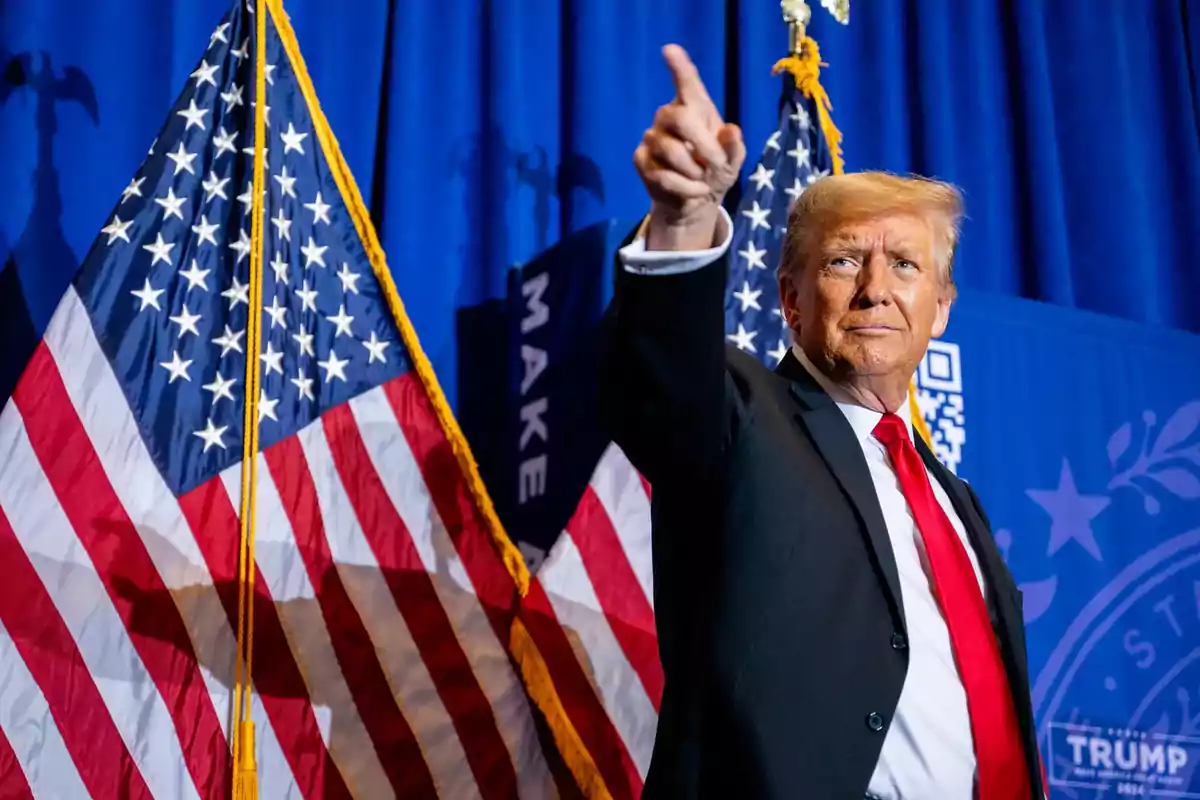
[838,347,912,379]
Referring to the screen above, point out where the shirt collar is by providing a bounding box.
[790,343,914,446]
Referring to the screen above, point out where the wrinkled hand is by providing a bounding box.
[635,44,746,251]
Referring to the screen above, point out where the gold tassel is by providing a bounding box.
[233,721,258,800]
[771,36,845,177]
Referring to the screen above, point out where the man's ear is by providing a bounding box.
[931,292,952,338]
[777,271,800,332]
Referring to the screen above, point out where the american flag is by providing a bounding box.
[510,55,842,800]
[723,66,837,366]
[0,1,578,797]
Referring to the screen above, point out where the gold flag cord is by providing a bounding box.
[771,37,845,176]
[232,0,268,796]
[772,35,932,448]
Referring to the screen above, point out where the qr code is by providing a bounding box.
[916,341,965,474]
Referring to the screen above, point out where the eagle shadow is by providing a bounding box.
[0,51,98,407]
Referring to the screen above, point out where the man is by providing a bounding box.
[598,44,1045,799]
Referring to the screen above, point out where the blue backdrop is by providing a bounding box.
[3,0,1199,409]
[5,0,1200,795]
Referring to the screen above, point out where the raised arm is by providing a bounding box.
[597,45,746,484]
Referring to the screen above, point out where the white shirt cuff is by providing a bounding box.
[618,207,733,276]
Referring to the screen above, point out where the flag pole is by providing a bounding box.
[233,0,269,797]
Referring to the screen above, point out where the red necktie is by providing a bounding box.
[873,413,1031,800]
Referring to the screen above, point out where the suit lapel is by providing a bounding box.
[778,353,907,630]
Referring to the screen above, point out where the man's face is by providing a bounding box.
[779,212,952,383]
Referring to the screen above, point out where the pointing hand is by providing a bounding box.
[634,44,746,251]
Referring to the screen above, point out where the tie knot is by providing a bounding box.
[872,412,909,447]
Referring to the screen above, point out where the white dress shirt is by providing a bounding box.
[618,210,985,799]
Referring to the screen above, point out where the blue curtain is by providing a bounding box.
[2,0,1199,410]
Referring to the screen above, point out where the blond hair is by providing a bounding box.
[778,171,964,298]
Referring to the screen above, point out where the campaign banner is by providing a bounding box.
[929,289,1200,797]
[456,218,630,568]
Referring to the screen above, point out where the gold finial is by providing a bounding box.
[782,0,849,55]
[781,0,812,56]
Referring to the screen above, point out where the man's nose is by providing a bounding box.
[856,252,891,306]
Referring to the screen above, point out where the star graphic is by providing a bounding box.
[101,215,133,245]
[336,263,360,294]
[271,207,292,241]
[155,187,187,221]
[741,201,771,232]
[786,142,810,167]
[280,122,308,155]
[221,83,244,110]
[362,332,389,364]
[319,350,349,383]
[293,328,315,357]
[291,370,315,401]
[203,171,230,202]
[296,281,319,313]
[191,60,219,88]
[166,142,198,176]
[177,99,208,131]
[203,372,237,405]
[213,129,237,158]
[191,215,219,246]
[121,177,145,203]
[142,234,175,267]
[194,418,228,452]
[327,304,355,338]
[732,281,762,312]
[1026,459,1110,561]
[258,390,280,423]
[131,279,164,312]
[726,323,758,353]
[748,163,775,192]
[784,178,806,201]
[179,260,210,291]
[213,325,245,356]
[738,241,768,270]
[260,342,284,376]
[305,192,332,225]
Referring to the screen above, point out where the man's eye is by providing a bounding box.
[829,257,855,268]
[895,259,917,270]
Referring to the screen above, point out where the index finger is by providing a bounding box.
[663,44,713,110]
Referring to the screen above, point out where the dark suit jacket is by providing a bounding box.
[597,244,1043,799]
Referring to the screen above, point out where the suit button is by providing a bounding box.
[866,712,885,732]
[891,632,907,650]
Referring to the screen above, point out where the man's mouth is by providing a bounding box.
[845,324,897,334]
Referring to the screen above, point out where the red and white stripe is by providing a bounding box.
[0,286,566,798]
[519,444,663,800]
